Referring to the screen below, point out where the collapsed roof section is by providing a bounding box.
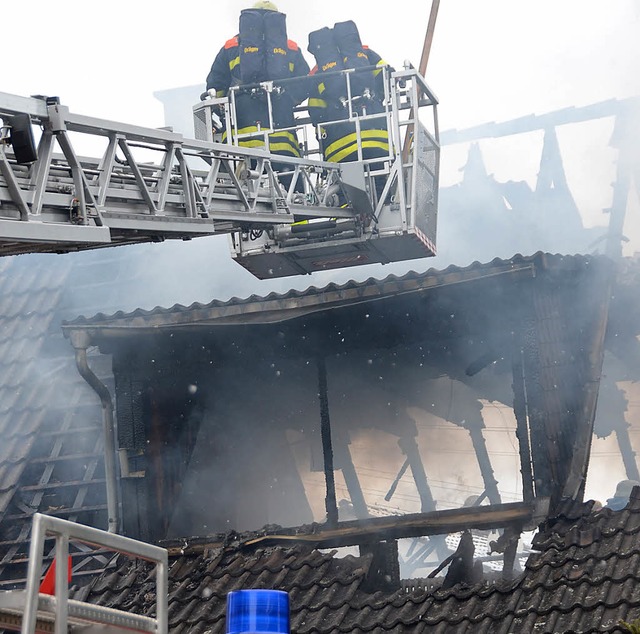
[62,252,612,556]
[74,488,640,633]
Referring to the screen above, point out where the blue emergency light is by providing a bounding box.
[226,589,290,634]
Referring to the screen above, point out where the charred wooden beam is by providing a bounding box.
[563,261,614,500]
[335,439,370,520]
[317,355,339,526]
[397,435,436,512]
[464,422,501,505]
[165,498,549,555]
[359,540,400,592]
[616,425,640,482]
[512,342,535,502]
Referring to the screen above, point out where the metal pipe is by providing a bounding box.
[69,331,119,533]
[22,513,46,634]
[156,552,169,634]
[54,534,69,634]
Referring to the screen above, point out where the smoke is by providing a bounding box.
[2,1,640,583]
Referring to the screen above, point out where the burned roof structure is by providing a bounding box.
[73,487,640,633]
[0,98,638,634]
[60,252,612,571]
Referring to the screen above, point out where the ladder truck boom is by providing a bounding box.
[0,64,439,278]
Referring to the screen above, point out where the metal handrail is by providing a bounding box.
[22,513,168,634]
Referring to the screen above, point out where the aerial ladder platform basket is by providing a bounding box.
[0,63,438,278]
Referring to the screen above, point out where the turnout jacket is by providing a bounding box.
[205,33,310,158]
[308,46,390,164]
[206,35,310,107]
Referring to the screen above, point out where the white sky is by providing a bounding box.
[0,0,636,252]
[3,0,638,127]
[4,0,639,232]
[2,1,639,274]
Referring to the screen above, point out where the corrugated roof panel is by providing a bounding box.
[62,253,599,333]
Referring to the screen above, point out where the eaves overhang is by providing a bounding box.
[61,254,567,341]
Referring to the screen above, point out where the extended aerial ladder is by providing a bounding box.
[0,63,439,278]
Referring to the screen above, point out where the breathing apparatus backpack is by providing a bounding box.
[308,21,376,108]
[307,27,347,104]
[263,10,290,80]
[332,20,374,100]
[238,9,290,85]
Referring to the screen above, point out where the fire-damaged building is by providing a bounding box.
[61,251,611,538]
[43,249,640,632]
[0,95,639,631]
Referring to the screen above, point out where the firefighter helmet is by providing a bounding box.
[252,0,279,10]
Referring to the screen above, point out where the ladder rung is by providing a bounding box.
[0,568,113,590]
[3,549,113,568]
[5,505,108,521]
[28,453,103,465]
[19,479,105,493]
[39,427,101,438]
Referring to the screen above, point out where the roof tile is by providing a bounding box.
[77,489,640,632]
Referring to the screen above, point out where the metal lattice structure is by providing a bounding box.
[0,65,439,278]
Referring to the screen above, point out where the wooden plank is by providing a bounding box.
[166,498,549,554]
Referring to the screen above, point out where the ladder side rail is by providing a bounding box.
[3,89,371,229]
[0,93,50,120]
[56,107,245,220]
[63,113,181,147]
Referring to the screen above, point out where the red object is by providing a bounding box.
[39,556,72,596]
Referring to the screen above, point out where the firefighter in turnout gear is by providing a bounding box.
[307,20,391,200]
[205,1,310,188]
